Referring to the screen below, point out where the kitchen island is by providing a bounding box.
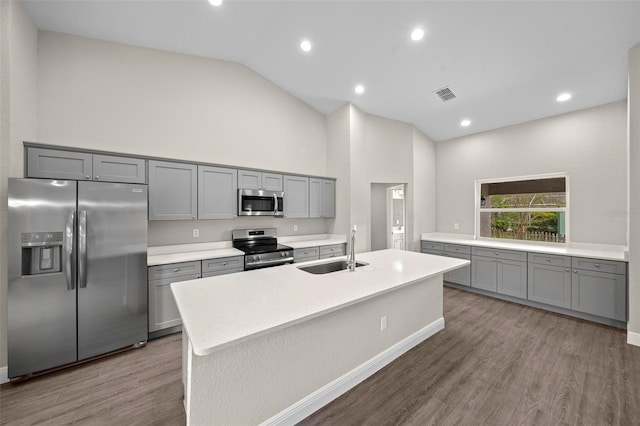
[171,249,468,425]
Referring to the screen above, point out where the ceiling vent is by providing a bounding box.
[434,87,456,102]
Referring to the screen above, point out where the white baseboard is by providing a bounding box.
[628,331,640,347]
[260,317,445,426]
[0,366,8,384]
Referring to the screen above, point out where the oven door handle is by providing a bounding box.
[246,256,294,269]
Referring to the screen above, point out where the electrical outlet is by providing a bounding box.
[293,224,298,232]
[454,223,459,230]
[192,228,199,238]
[380,316,388,331]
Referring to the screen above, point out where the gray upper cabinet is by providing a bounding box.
[284,175,309,218]
[309,178,323,218]
[322,179,336,218]
[238,169,283,191]
[28,147,146,183]
[93,154,146,184]
[148,160,197,220]
[198,166,237,220]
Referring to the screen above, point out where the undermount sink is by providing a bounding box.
[298,260,369,275]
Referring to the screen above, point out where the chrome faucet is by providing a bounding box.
[347,227,356,271]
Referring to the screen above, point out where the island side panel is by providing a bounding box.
[185,275,443,425]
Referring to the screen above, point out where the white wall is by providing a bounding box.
[627,47,640,344]
[35,31,331,246]
[436,101,628,245]
[370,184,389,251]
[0,0,38,376]
[412,128,437,250]
[326,104,351,238]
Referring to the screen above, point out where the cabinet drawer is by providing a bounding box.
[445,244,471,255]
[422,249,445,256]
[528,252,571,267]
[422,241,444,252]
[202,268,243,278]
[294,255,320,264]
[319,244,345,257]
[294,247,320,259]
[571,257,626,275]
[149,261,202,281]
[472,247,527,262]
[202,256,244,273]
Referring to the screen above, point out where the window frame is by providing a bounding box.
[474,172,570,245]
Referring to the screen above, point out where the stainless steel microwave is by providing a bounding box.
[238,189,284,216]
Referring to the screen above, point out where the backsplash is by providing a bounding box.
[148,218,330,246]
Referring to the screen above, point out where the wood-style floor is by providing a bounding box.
[2,286,639,425]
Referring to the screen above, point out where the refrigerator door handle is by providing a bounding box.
[78,209,88,288]
[64,210,76,291]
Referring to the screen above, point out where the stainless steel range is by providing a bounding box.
[232,228,293,270]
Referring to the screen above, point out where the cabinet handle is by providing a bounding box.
[193,216,196,220]
[222,262,227,266]
[196,275,201,279]
[594,263,600,268]
[546,258,551,262]
[573,270,577,273]
[95,176,100,180]
[174,268,180,272]
[565,268,569,272]
[85,175,90,179]
[494,252,499,255]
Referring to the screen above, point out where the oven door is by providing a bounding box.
[238,189,284,216]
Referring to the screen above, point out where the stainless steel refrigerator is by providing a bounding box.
[8,178,148,378]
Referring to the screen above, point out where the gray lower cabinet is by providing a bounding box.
[148,261,201,335]
[201,255,244,277]
[27,147,146,184]
[149,160,197,220]
[444,252,471,286]
[496,259,527,298]
[319,244,346,259]
[471,256,498,292]
[284,175,309,218]
[471,247,527,295]
[294,246,320,263]
[198,166,237,219]
[571,258,626,321]
[527,254,572,308]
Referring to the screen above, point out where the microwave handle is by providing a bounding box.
[273,194,278,214]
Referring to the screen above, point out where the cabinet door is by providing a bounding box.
[471,256,497,292]
[444,253,471,287]
[309,178,323,218]
[572,269,626,321]
[322,179,336,218]
[497,259,527,298]
[527,263,571,308]
[262,173,283,191]
[149,273,200,332]
[148,160,197,220]
[93,154,146,184]
[284,175,309,218]
[198,166,237,220]
[237,170,262,190]
[27,147,92,180]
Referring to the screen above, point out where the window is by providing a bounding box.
[477,175,568,243]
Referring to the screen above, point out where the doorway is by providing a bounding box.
[371,183,406,251]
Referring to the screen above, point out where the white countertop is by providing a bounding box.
[171,249,467,356]
[420,232,628,261]
[147,234,346,266]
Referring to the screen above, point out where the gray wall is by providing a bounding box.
[436,101,628,245]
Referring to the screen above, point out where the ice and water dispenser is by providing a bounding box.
[21,232,63,275]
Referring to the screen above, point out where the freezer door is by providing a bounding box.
[8,179,78,378]
[77,181,148,360]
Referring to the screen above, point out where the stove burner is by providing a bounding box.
[232,228,294,270]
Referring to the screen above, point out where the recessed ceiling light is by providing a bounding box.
[410,28,425,41]
[461,119,471,127]
[354,84,365,95]
[300,40,312,52]
[556,93,572,102]
[208,0,222,6]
